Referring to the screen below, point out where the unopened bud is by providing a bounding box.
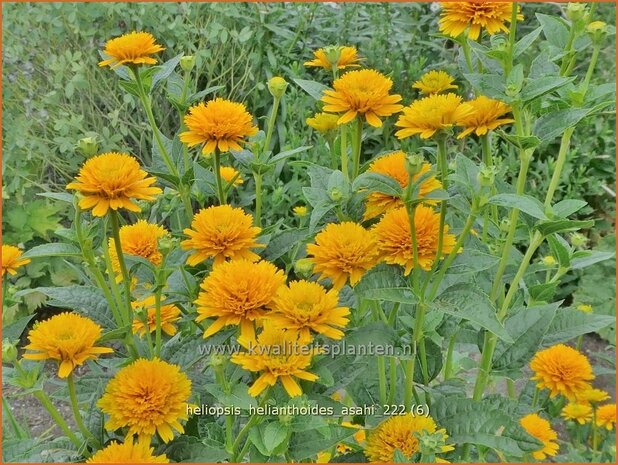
[76,137,99,157]
[180,55,196,72]
[279,414,293,426]
[570,232,588,248]
[293,205,308,217]
[477,166,495,188]
[158,235,175,256]
[566,3,586,22]
[268,76,288,99]
[542,256,557,266]
[2,339,18,364]
[586,21,608,43]
[404,153,424,177]
[210,354,226,367]
[294,258,314,277]
[499,218,511,233]
[323,45,343,69]
[329,188,343,202]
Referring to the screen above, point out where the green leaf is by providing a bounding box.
[355,265,418,304]
[22,243,81,259]
[488,194,548,220]
[164,436,229,462]
[262,228,310,262]
[302,187,335,232]
[432,397,542,456]
[152,53,183,88]
[188,85,226,104]
[289,425,357,460]
[37,192,75,203]
[492,303,559,374]
[529,282,558,302]
[3,313,36,341]
[293,78,330,101]
[542,308,616,346]
[514,26,543,57]
[413,338,443,383]
[446,249,500,274]
[269,145,312,164]
[534,108,590,143]
[352,172,403,197]
[552,199,588,218]
[344,322,398,349]
[463,73,507,100]
[431,284,513,343]
[520,76,574,102]
[506,64,524,96]
[496,132,541,151]
[536,13,569,49]
[570,250,615,270]
[15,286,113,328]
[536,219,594,236]
[262,422,288,455]
[546,235,571,268]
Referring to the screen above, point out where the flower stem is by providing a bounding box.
[544,127,576,208]
[443,334,456,379]
[340,124,349,179]
[33,389,83,451]
[212,149,226,205]
[434,135,449,265]
[264,96,282,154]
[505,2,519,75]
[67,373,99,447]
[460,37,474,73]
[154,286,163,357]
[388,357,397,404]
[592,406,599,452]
[109,210,132,323]
[231,387,271,461]
[351,117,363,179]
[254,171,263,227]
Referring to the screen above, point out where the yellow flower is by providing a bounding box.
[363,151,442,220]
[306,112,340,134]
[576,388,610,405]
[220,166,243,186]
[268,76,288,98]
[576,303,593,313]
[195,259,285,341]
[412,70,458,95]
[456,96,514,138]
[98,358,191,443]
[86,438,169,463]
[562,402,593,424]
[108,220,168,280]
[305,46,361,70]
[306,222,379,290]
[268,280,350,344]
[98,31,165,68]
[519,414,559,460]
[395,93,474,139]
[321,69,403,127]
[22,312,112,378]
[439,2,522,40]
[1,244,30,276]
[373,206,457,275]
[181,205,263,266]
[231,324,319,397]
[293,205,308,217]
[342,421,366,443]
[67,152,162,217]
[530,344,594,400]
[316,451,332,463]
[132,296,181,337]
[596,404,616,430]
[180,98,258,155]
[364,413,450,463]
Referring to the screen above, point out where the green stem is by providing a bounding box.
[109,210,132,323]
[576,334,583,351]
[506,378,516,399]
[434,136,449,265]
[403,359,416,411]
[231,388,271,461]
[592,406,599,452]
[388,357,397,404]
[3,396,26,439]
[67,374,98,447]
[544,127,575,208]
[254,171,263,227]
[559,24,577,76]
[351,117,363,179]
[460,37,474,73]
[340,124,349,179]
[212,149,226,205]
[531,387,539,408]
[377,356,387,405]
[154,286,163,357]
[505,2,519,75]
[101,226,127,326]
[443,334,456,379]
[581,44,601,94]
[264,96,281,154]
[33,389,83,451]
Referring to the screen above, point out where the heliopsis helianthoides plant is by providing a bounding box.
[181,204,263,266]
[5,2,615,462]
[195,259,286,341]
[98,358,192,443]
[231,324,320,398]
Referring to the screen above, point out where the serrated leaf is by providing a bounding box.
[352,172,403,197]
[536,219,594,236]
[552,199,588,218]
[542,308,615,346]
[22,243,81,259]
[431,284,513,342]
[570,250,615,269]
[488,193,548,220]
[293,78,330,101]
[355,265,418,304]
[152,53,183,88]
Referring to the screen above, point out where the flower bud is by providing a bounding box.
[404,153,424,177]
[586,21,608,43]
[541,256,557,266]
[210,354,226,367]
[499,218,511,233]
[566,3,586,22]
[279,413,293,426]
[323,45,343,69]
[329,188,343,202]
[570,232,588,248]
[76,136,99,157]
[2,339,18,364]
[268,76,288,99]
[294,258,314,277]
[293,205,308,217]
[158,235,175,256]
[576,303,593,313]
[477,166,495,188]
[180,55,196,72]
